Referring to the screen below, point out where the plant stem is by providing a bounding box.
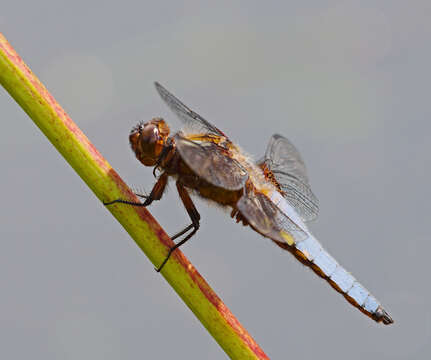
[0,32,269,360]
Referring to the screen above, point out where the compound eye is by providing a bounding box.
[141,124,159,144]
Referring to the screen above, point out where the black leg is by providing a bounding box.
[103,198,147,206]
[171,223,194,241]
[104,172,168,208]
[155,225,199,272]
[155,181,200,272]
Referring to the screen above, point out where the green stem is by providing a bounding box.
[0,33,269,360]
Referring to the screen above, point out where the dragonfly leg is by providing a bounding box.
[170,223,194,241]
[134,192,148,199]
[104,172,168,207]
[155,181,200,272]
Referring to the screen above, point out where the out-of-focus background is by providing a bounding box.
[1,1,429,359]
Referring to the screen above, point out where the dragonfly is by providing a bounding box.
[105,82,393,325]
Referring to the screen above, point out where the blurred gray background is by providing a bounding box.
[0,1,429,359]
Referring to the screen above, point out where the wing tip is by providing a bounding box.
[154,81,163,91]
[271,133,285,140]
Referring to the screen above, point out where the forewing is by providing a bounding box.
[263,134,319,222]
[175,134,248,190]
[237,191,308,245]
[155,82,226,137]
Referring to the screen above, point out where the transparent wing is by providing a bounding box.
[262,134,319,222]
[155,82,226,137]
[237,191,308,246]
[174,134,248,191]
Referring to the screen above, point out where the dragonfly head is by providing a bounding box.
[129,118,170,166]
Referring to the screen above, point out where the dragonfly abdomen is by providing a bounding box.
[268,191,393,324]
[294,236,392,324]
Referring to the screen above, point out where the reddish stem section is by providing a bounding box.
[0,33,269,359]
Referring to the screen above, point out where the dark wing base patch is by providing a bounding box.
[237,191,307,246]
[175,134,248,191]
